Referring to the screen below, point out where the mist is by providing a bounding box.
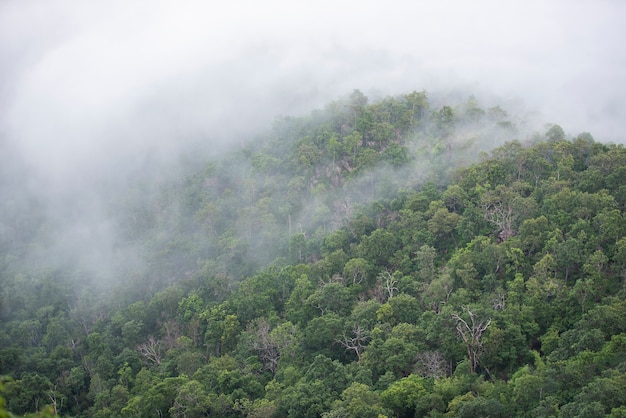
[1,0,625,287]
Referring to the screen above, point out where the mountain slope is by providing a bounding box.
[1,91,625,417]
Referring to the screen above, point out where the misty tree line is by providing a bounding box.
[1,90,626,417]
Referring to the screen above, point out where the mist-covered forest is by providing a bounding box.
[2,88,626,417]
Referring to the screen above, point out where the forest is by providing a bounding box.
[1,89,626,417]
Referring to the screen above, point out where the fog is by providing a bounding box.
[1,0,625,285]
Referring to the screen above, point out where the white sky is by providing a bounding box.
[1,0,625,187]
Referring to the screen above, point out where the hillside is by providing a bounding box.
[1,91,625,417]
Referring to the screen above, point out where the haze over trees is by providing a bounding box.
[1,89,626,417]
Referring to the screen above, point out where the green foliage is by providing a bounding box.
[328,382,388,418]
[381,374,429,417]
[3,90,626,417]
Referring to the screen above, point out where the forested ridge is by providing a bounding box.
[1,90,626,417]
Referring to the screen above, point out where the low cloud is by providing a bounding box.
[1,0,624,282]
[3,1,624,185]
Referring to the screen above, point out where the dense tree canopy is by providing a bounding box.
[1,90,626,417]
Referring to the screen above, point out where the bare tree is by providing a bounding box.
[249,319,297,376]
[377,270,399,301]
[338,324,370,361]
[332,198,354,230]
[451,308,491,373]
[137,336,162,365]
[160,319,183,350]
[415,350,449,379]
[481,183,537,243]
[483,199,517,242]
[492,293,506,310]
[251,319,279,375]
[48,385,64,415]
